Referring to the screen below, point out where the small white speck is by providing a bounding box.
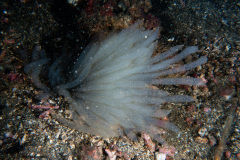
[20,134,27,145]
[224,95,232,101]
[48,99,55,104]
[226,44,231,51]
[69,142,75,149]
[5,132,12,137]
[156,152,166,160]
[198,127,208,137]
[168,37,175,41]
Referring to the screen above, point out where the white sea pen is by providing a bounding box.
[25,22,207,142]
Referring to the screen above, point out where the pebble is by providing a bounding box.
[156,152,166,160]
[198,127,208,137]
[195,137,209,144]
